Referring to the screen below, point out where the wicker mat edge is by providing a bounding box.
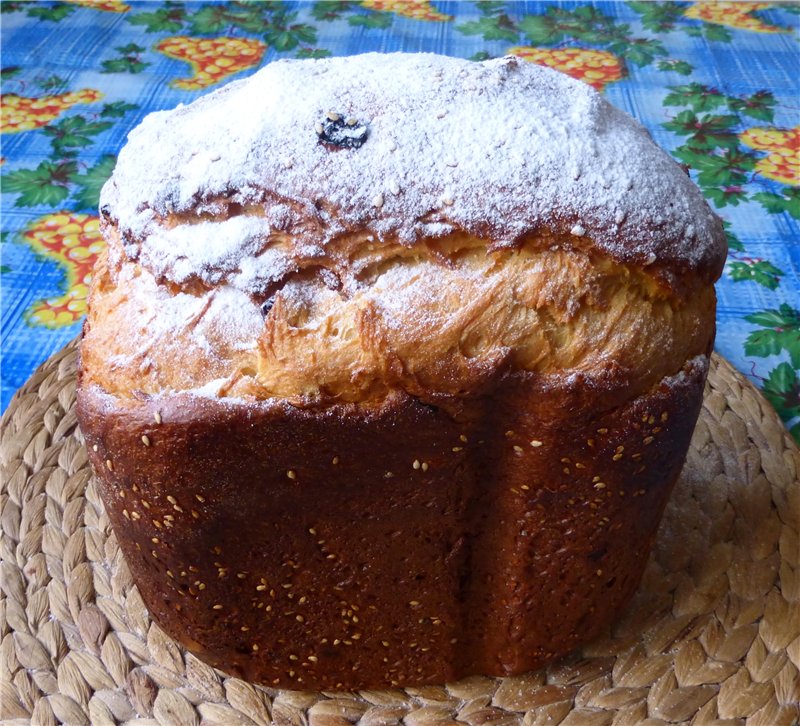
[1,341,798,726]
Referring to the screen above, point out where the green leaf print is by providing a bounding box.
[727,91,776,123]
[664,111,739,150]
[128,5,187,33]
[609,37,666,66]
[3,161,77,208]
[265,23,318,50]
[101,57,150,74]
[189,5,238,33]
[459,14,519,41]
[100,102,139,119]
[627,1,684,32]
[115,43,147,55]
[457,4,665,66]
[257,8,318,50]
[663,83,727,113]
[723,223,744,252]
[295,48,332,59]
[36,75,69,93]
[753,189,800,220]
[628,1,735,43]
[762,363,800,423]
[26,3,75,22]
[729,260,784,290]
[310,1,360,21]
[745,305,800,368]
[657,59,694,76]
[683,148,754,187]
[0,235,14,273]
[348,12,393,29]
[701,24,732,42]
[515,14,558,44]
[70,155,117,211]
[188,4,269,34]
[2,95,135,215]
[42,116,114,157]
[702,186,747,207]
[476,1,508,15]
[663,85,795,221]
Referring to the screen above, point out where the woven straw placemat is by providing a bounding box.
[1,342,798,726]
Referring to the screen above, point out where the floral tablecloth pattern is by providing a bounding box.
[2,1,799,440]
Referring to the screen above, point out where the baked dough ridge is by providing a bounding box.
[82,224,717,406]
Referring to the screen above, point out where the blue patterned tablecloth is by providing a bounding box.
[2,1,798,440]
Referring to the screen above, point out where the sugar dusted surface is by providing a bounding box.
[103,53,725,295]
[141,216,299,291]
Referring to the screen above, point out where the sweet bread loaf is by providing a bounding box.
[77,53,727,690]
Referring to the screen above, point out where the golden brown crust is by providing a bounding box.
[77,357,707,689]
[81,229,716,405]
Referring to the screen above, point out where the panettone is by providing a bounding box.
[76,53,727,690]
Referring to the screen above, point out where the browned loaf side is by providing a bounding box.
[79,357,706,690]
[76,53,727,690]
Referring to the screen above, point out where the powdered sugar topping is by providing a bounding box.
[103,53,726,295]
